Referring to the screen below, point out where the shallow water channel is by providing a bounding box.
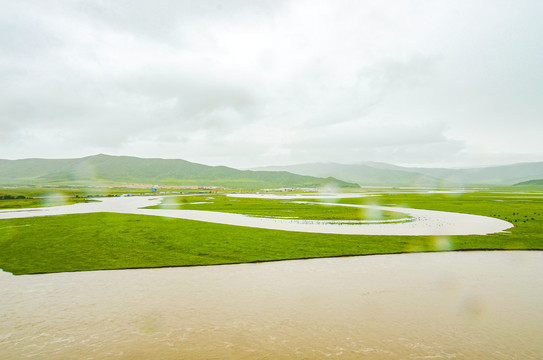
[0,195,513,235]
[1,251,542,359]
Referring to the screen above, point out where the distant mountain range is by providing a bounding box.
[2,155,542,188]
[254,161,543,187]
[0,154,357,189]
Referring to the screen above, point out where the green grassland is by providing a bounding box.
[0,188,542,275]
[0,197,93,209]
[0,186,212,209]
[0,186,209,198]
[147,195,408,221]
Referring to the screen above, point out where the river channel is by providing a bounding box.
[0,195,513,235]
[1,251,542,359]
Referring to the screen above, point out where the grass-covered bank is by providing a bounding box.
[328,190,543,243]
[0,186,216,209]
[1,189,542,275]
[0,197,93,209]
[148,195,408,221]
[0,212,419,275]
[0,212,515,275]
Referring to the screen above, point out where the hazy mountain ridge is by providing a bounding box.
[254,161,543,186]
[0,154,357,189]
[514,179,543,186]
[409,162,543,186]
[253,162,453,187]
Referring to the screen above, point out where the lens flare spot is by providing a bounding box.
[40,192,68,207]
[433,236,453,251]
[159,196,180,208]
[459,294,485,320]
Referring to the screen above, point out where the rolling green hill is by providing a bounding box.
[514,179,543,186]
[0,154,358,189]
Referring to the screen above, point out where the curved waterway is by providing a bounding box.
[0,195,513,235]
[1,251,542,359]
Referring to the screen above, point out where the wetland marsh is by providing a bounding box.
[1,189,536,274]
[1,187,542,359]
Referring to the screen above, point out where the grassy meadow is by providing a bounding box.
[147,194,408,221]
[0,186,214,209]
[0,187,542,275]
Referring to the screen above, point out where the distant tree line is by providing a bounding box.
[0,195,27,200]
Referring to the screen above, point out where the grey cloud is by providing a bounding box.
[117,71,256,115]
[289,121,452,151]
[0,15,59,57]
[0,0,541,167]
[359,55,439,94]
[0,121,16,146]
[282,123,466,166]
[112,72,260,136]
[271,54,440,130]
[76,0,287,45]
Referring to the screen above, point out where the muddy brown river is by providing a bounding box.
[1,251,542,359]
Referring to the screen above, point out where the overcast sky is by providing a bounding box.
[1,0,542,169]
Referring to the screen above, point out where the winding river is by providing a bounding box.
[0,194,513,235]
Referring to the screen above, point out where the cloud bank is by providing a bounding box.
[1,0,542,168]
